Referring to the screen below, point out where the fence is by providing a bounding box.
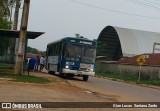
[96,62,160,79]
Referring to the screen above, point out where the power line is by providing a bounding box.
[128,0,160,8]
[69,0,160,20]
[142,0,160,5]
[126,0,160,11]
[151,0,160,3]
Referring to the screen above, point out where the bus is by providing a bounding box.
[45,37,96,81]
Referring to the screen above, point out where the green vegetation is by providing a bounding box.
[0,0,19,56]
[96,72,160,86]
[27,46,46,55]
[0,0,16,19]
[0,18,12,56]
[0,65,13,69]
[0,0,13,55]
[0,73,51,83]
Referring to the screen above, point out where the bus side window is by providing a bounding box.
[56,43,59,55]
[63,43,66,57]
[59,42,62,54]
[48,47,53,56]
[55,43,57,55]
[48,47,51,56]
[46,47,48,56]
[57,43,61,54]
[53,44,56,55]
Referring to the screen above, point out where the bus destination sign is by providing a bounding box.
[68,39,96,46]
[79,41,92,45]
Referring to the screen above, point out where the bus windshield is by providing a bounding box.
[65,44,96,63]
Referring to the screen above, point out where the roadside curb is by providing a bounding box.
[95,75,160,90]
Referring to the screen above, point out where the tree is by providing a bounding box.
[10,0,21,61]
[0,18,12,55]
[8,0,16,22]
[27,46,46,55]
[0,0,22,56]
[0,0,9,16]
[0,0,13,55]
[0,0,16,20]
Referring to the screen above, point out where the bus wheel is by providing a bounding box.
[83,75,89,81]
[60,73,65,78]
[48,71,55,75]
[48,71,52,74]
[67,74,74,78]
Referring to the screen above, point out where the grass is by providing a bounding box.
[0,73,51,83]
[96,72,137,81]
[139,80,160,86]
[96,71,160,86]
[0,65,13,69]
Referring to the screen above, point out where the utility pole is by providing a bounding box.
[15,0,30,74]
[153,42,160,53]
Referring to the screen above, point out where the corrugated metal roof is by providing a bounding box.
[97,26,160,60]
[114,26,160,55]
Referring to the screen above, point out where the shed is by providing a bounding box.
[97,26,160,60]
[0,29,44,64]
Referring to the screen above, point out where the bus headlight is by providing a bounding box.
[65,66,69,69]
[90,69,94,72]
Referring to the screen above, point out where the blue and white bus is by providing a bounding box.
[45,37,96,81]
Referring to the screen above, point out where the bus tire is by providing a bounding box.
[83,75,89,81]
[48,71,51,74]
[60,73,64,78]
[48,71,55,75]
[69,74,74,78]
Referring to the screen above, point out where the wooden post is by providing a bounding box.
[15,0,30,74]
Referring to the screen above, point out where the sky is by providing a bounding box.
[23,0,160,51]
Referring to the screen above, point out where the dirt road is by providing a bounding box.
[0,72,117,102]
[68,76,160,102]
[0,72,116,111]
[0,72,159,111]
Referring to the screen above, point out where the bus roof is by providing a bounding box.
[47,37,96,46]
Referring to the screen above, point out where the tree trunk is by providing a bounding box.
[10,0,20,64]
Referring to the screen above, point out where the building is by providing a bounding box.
[97,26,160,61]
[119,53,160,66]
[0,29,44,64]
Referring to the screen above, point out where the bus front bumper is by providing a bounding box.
[62,69,95,76]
